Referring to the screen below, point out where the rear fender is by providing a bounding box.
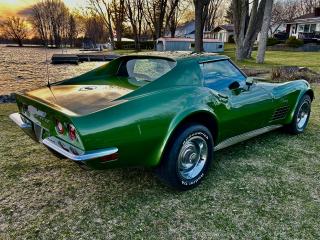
[155,107,218,167]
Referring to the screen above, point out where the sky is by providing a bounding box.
[0,0,88,18]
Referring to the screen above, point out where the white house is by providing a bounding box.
[212,24,235,42]
[287,7,320,41]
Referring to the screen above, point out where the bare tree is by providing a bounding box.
[30,2,49,45]
[89,0,115,48]
[144,0,180,39]
[110,0,126,41]
[165,0,185,37]
[232,0,266,60]
[126,0,144,50]
[299,0,320,14]
[270,0,298,37]
[193,0,210,52]
[0,16,28,46]
[256,0,274,64]
[84,14,108,45]
[30,0,71,47]
[68,14,78,47]
[204,0,224,32]
[224,2,233,24]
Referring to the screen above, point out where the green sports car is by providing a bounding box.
[10,55,314,190]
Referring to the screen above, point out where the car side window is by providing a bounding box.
[201,60,246,90]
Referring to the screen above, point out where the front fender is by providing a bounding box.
[273,80,313,124]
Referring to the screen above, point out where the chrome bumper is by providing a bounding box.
[10,112,31,128]
[42,137,118,161]
[9,112,41,142]
[10,112,118,162]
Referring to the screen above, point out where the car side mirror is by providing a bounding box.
[246,77,254,86]
[228,81,240,90]
[245,77,255,90]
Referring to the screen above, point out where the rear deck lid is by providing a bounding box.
[24,83,134,115]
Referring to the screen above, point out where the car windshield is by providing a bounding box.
[118,58,176,86]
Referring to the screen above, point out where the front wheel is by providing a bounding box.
[285,94,311,134]
[155,123,214,190]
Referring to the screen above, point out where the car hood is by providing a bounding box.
[24,84,134,115]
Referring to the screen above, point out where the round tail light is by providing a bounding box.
[56,120,64,134]
[68,124,77,141]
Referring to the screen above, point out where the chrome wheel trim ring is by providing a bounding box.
[297,100,310,129]
[177,135,208,180]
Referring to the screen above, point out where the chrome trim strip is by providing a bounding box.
[42,137,118,161]
[214,125,282,151]
[9,113,31,128]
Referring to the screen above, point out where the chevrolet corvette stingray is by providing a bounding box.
[10,55,314,190]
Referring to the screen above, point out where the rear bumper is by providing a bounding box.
[10,112,118,162]
[42,137,118,161]
[9,112,40,141]
[10,112,31,128]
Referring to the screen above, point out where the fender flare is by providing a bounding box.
[154,107,219,166]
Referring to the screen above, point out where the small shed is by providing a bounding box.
[156,38,224,53]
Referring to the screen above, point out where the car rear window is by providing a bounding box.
[118,58,176,86]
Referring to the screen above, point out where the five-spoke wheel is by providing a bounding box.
[286,94,312,134]
[155,123,213,190]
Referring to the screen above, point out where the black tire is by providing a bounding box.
[155,123,214,190]
[285,94,311,134]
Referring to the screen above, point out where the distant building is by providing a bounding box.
[156,37,224,53]
[211,23,287,43]
[212,24,235,42]
[164,21,195,38]
[165,20,214,38]
[286,7,320,41]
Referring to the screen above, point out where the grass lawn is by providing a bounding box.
[223,43,320,72]
[0,85,319,238]
[115,43,320,72]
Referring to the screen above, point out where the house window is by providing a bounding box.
[298,25,304,32]
[299,24,317,33]
[304,24,310,32]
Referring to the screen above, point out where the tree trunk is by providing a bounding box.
[235,43,249,60]
[116,26,122,42]
[170,28,175,38]
[256,0,274,64]
[194,1,205,53]
[232,0,267,61]
[133,25,140,51]
[17,39,23,47]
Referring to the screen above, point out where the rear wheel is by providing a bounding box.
[285,94,311,134]
[155,123,213,190]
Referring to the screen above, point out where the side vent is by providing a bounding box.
[271,106,289,121]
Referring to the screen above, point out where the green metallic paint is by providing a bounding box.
[13,55,314,169]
